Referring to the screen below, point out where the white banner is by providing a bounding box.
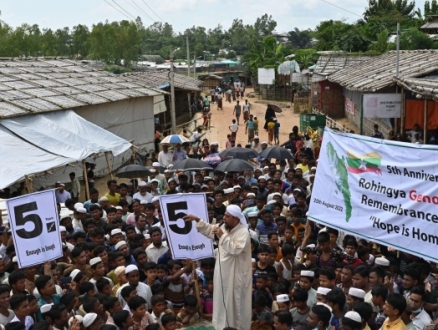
[6,190,63,268]
[159,194,214,260]
[258,68,275,85]
[363,94,401,118]
[309,128,438,262]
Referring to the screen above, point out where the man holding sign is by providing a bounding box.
[183,204,252,330]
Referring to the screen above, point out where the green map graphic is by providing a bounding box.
[326,142,352,222]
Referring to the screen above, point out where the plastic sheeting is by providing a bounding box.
[0,125,75,188]
[1,110,132,159]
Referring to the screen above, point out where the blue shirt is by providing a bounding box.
[256,222,278,245]
[247,120,255,130]
[37,294,62,321]
[173,149,187,163]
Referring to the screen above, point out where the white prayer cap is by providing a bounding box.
[311,166,317,170]
[251,258,256,263]
[74,202,84,210]
[89,257,102,267]
[40,304,53,314]
[60,210,71,220]
[115,241,127,250]
[115,206,123,210]
[140,200,149,205]
[152,162,160,167]
[247,193,255,198]
[276,294,289,303]
[254,136,259,139]
[301,270,315,277]
[261,141,268,145]
[145,234,151,239]
[224,188,234,194]
[125,265,138,274]
[293,188,302,192]
[309,174,315,178]
[211,142,219,146]
[317,287,331,295]
[375,257,390,267]
[248,212,259,218]
[306,244,315,248]
[138,181,148,187]
[76,207,87,214]
[263,166,269,170]
[201,184,209,189]
[204,176,213,181]
[70,269,81,280]
[348,287,366,299]
[12,256,17,263]
[150,169,156,173]
[126,182,133,186]
[111,229,122,236]
[267,200,277,206]
[83,313,98,328]
[59,226,66,232]
[68,315,83,327]
[344,311,362,323]
[272,192,282,197]
[114,266,125,277]
[316,302,332,313]
[151,196,160,203]
[100,196,109,202]
[226,205,248,228]
[233,185,241,190]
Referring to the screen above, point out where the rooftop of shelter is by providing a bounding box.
[0,57,165,119]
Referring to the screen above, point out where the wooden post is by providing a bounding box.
[82,160,90,201]
[105,152,113,179]
[424,99,428,144]
[400,87,405,135]
[25,175,33,193]
[192,261,202,313]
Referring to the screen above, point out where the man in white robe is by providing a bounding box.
[184,205,252,330]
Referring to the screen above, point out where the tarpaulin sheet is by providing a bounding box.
[1,110,132,159]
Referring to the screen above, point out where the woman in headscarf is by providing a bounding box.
[263,105,276,130]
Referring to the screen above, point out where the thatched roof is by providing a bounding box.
[394,76,438,100]
[312,54,373,82]
[329,50,438,92]
[123,71,204,91]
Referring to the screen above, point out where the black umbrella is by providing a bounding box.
[116,164,151,178]
[219,147,258,160]
[171,158,213,171]
[259,146,294,160]
[215,159,254,173]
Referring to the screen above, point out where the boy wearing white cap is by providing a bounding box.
[89,257,114,289]
[347,288,366,310]
[116,265,152,308]
[316,287,331,304]
[276,294,290,311]
[300,270,317,308]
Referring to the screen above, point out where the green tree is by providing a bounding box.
[287,28,313,49]
[364,0,416,21]
[254,14,277,37]
[389,27,435,49]
[294,49,318,69]
[71,24,90,58]
[368,29,389,53]
[242,36,285,77]
[314,20,352,50]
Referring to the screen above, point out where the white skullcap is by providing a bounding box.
[263,166,269,170]
[301,270,315,277]
[316,302,332,313]
[233,185,241,189]
[349,287,366,299]
[12,256,17,263]
[276,294,289,303]
[140,200,148,205]
[150,169,156,173]
[248,212,259,218]
[125,264,138,274]
[267,200,277,205]
[247,193,255,198]
[201,184,209,189]
[83,313,98,328]
[226,205,248,228]
[145,234,151,239]
[138,181,148,187]
[251,258,256,263]
[151,196,160,203]
[76,207,87,214]
[375,257,390,267]
[152,162,160,167]
[293,188,302,192]
[115,206,123,210]
[126,182,133,186]
[224,188,234,194]
[254,136,259,139]
[272,192,282,197]
[115,241,127,250]
[99,196,109,202]
[204,176,213,181]
[74,203,84,210]
[59,226,66,232]
[111,229,122,236]
[114,266,125,277]
[60,210,71,220]
[89,257,102,267]
[40,304,53,314]
[68,315,83,327]
[261,141,268,145]
[70,269,81,280]
[344,311,362,323]
[306,244,315,248]
[211,142,219,146]
[317,287,331,295]
[311,167,317,170]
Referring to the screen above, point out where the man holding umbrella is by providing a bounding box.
[173,143,187,163]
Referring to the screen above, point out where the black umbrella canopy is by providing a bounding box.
[215,159,254,173]
[116,164,151,178]
[171,158,213,171]
[219,147,258,160]
[259,146,294,160]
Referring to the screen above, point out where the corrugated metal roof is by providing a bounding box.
[0,58,166,118]
[123,70,204,91]
[328,50,438,92]
[312,55,373,82]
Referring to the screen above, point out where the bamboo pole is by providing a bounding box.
[192,261,202,314]
[82,160,90,201]
[105,152,113,179]
[424,99,428,144]
[25,175,33,194]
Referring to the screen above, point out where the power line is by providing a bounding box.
[103,0,134,21]
[111,0,137,20]
[127,0,155,22]
[320,0,362,18]
[140,0,165,22]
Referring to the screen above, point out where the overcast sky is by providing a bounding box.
[1,0,428,33]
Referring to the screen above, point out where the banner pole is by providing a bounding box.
[192,261,201,313]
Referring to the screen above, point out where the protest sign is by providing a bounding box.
[159,193,214,260]
[308,128,438,262]
[6,190,62,268]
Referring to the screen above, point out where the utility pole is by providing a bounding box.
[170,48,180,134]
[186,35,190,77]
[193,54,196,78]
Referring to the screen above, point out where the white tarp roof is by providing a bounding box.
[0,110,132,189]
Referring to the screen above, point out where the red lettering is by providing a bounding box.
[409,190,438,205]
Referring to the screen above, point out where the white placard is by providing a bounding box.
[159,193,214,260]
[363,94,401,118]
[308,128,438,262]
[258,68,275,85]
[6,190,62,268]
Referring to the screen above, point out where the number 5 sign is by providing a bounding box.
[159,193,214,260]
[6,190,63,268]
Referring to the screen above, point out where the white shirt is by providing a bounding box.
[72,218,84,231]
[158,151,173,168]
[133,191,152,203]
[152,222,167,240]
[411,309,431,330]
[146,242,169,263]
[229,123,238,133]
[11,316,33,330]
[117,282,152,308]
